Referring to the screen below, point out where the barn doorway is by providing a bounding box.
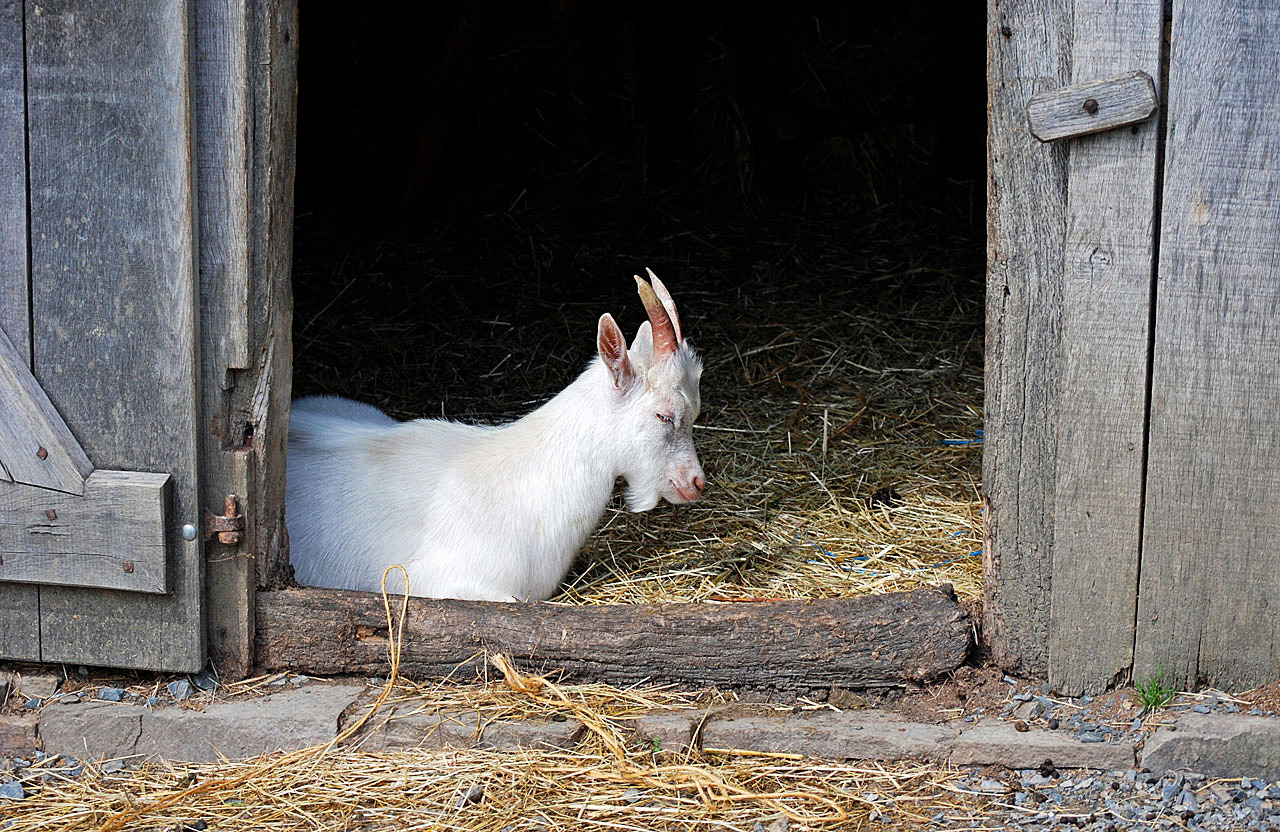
[288,1,986,607]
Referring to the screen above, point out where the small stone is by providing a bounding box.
[167,680,192,701]
[97,687,125,702]
[621,787,643,804]
[1130,718,1142,731]
[190,670,220,692]
[146,696,159,708]
[1078,731,1104,743]
[1013,693,1033,702]
[267,676,288,687]
[1192,704,1211,714]
[59,693,82,705]
[1162,783,1180,803]
[101,759,125,774]
[22,698,40,710]
[1003,676,1018,686]
[290,675,309,686]
[0,780,23,800]
[76,666,89,677]
[1047,718,1060,730]
[980,779,1007,794]
[1251,707,1264,716]
[456,783,483,808]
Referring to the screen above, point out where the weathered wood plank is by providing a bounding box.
[0,470,169,592]
[26,0,205,671]
[195,0,254,678]
[1027,70,1158,142]
[0,0,27,356]
[1134,0,1280,691]
[256,589,973,690]
[1047,0,1164,696]
[200,0,298,678]
[245,0,297,595]
[983,0,1071,678]
[0,0,39,662]
[0,325,93,494]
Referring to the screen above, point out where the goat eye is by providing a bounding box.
[656,412,674,424]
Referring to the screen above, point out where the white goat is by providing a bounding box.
[286,271,705,601]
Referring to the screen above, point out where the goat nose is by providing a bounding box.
[692,473,706,493]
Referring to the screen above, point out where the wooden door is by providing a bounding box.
[0,0,204,671]
[987,0,1280,694]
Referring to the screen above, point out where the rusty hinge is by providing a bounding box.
[204,494,245,545]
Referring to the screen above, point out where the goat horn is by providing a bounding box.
[645,268,682,343]
[634,274,679,358]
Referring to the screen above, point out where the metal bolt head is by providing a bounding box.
[36,446,48,460]
[181,524,198,541]
[122,561,134,574]
[1083,98,1099,114]
[45,509,57,521]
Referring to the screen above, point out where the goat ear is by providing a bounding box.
[597,313,636,391]
[629,320,655,366]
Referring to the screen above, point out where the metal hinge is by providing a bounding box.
[203,494,245,545]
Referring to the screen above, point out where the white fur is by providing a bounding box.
[286,321,704,601]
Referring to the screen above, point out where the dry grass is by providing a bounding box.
[292,205,985,608]
[5,591,1000,832]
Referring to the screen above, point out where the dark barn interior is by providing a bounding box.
[290,0,988,603]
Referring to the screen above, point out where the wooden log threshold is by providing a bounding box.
[255,587,973,691]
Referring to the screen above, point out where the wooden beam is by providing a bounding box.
[1027,70,1158,142]
[1047,0,1164,696]
[0,326,93,495]
[255,588,973,690]
[27,0,205,672]
[1134,0,1280,692]
[983,0,1071,678]
[0,0,39,662]
[0,470,170,593]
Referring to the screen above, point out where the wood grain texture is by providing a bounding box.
[0,325,93,494]
[195,0,253,678]
[1134,0,1280,691]
[0,0,27,356]
[0,0,38,662]
[247,0,297,594]
[26,0,205,671]
[256,589,973,690]
[983,0,1071,677]
[1027,70,1158,142]
[0,470,169,592]
[1047,0,1164,696]
[202,0,297,678]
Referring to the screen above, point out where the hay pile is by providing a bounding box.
[7,645,1000,832]
[290,0,983,608]
[293,204,984,606]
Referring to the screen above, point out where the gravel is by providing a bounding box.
[966,768,1280,831]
